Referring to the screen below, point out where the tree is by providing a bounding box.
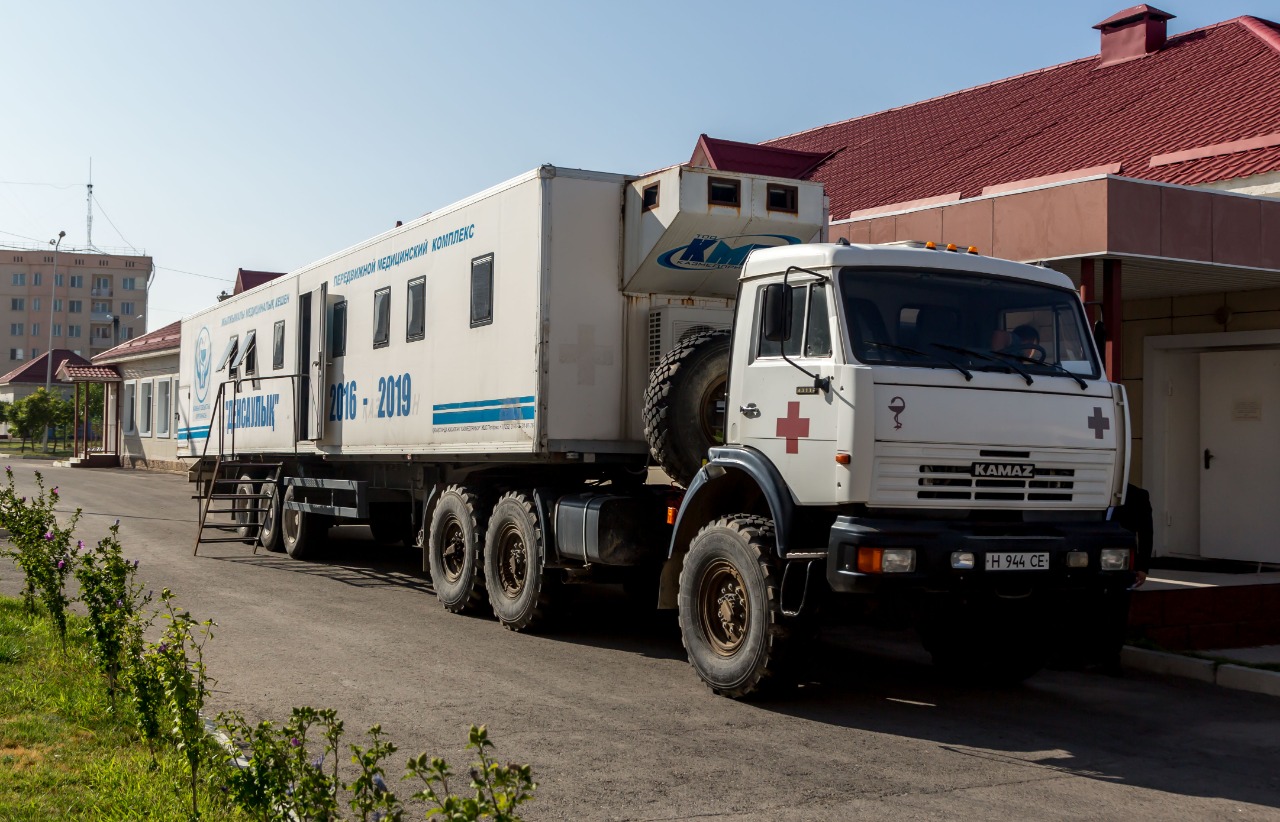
[11,389,64,452]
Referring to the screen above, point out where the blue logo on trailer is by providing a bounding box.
[194,327,212,403]
[657,233,802,271]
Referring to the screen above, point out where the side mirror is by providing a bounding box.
[1093,318,1107,355]
[762,283,793,342]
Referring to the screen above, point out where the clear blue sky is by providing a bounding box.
[0,1,1268,331]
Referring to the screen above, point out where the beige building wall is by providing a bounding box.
[0,248,151,366]
[111,351,182,471]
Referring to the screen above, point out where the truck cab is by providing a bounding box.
[667,241,1136,696]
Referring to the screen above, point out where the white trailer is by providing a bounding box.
[182,161,1137,697]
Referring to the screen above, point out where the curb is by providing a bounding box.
[1121,646,1280,698]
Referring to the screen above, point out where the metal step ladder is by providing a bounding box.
[192,457,284,555]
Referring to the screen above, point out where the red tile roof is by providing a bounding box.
[765,15,1280,220]
[234,268,285,295]
[690,134,832,180]
[93,320,181,363]
[58,364,121,383]
[0,350,92,385]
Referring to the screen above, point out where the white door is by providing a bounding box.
[306,283,328,441]
[737,280,840,505]
[1199,349,1280,562]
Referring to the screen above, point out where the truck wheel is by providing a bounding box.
[427,486,488,614]
[678,515,791,698]
[484,491,555,631]
[257,479,284,553]
[281,484,327,560]
[644,330,730,488]
[233,472,259,543]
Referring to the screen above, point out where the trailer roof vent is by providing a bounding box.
[1093,4,1175,67]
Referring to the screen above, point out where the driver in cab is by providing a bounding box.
[992,324,1043,362]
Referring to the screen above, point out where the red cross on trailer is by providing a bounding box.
[776,401,810,454]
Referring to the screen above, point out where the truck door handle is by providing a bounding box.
[739,403,760,418]
[1204,448,1214,470]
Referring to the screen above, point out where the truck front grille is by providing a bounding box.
[918,465,1075,502]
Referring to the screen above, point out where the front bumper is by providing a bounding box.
[825,515,1136,596]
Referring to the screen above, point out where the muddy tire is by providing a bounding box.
[484,491,555,631]
[678,515,793,698]
[427,486,488,614]
[282,484,327,560]
[258,479,283,553]
[644,330,730,488]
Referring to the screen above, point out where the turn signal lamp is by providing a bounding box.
[835,451,851,465]
[857,547,916,573]
[1100,548,1131,571]
[945,243,958,252]
[666,506,677,525]
[1067,551,1089,568]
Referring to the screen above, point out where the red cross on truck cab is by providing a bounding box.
[776,401,810,454]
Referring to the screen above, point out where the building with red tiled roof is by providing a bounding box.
[92,320,184,471]
[234,269,285,295]
[0,349,90,388]
[93,320,181,364]
[701,5,1280,568]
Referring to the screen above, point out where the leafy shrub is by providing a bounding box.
[74,520,150,707]
[0,468,81,648]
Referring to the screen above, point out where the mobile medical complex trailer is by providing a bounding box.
[180,162,1136,697]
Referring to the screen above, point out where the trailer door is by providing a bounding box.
[301,282,327,440]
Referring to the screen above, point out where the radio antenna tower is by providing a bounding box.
[86,158,94,249]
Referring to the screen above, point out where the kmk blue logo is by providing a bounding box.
[194,327,212,403]
[657,233,802,271]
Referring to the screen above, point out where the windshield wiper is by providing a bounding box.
[861,340,972,381]
[929,342,1032,386]
[987,350,1089,390]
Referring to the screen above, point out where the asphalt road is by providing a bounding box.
[3,462,1280,821]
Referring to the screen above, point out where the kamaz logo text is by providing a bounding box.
[971,462,1036,478]
[657,233,802,271]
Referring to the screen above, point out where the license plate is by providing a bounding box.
[985,552,1049,571]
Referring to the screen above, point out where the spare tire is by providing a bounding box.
[644,329,730,487]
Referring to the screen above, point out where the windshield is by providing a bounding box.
[839,267,1101,380]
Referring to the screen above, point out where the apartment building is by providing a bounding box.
[0,245,151,365]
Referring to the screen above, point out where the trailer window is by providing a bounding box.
[233,329,257,376]
[406,277,425,341]
[273,320,285,370]
[216,335,238,372]
[767,183,798,214]
[372,287,391,349]
[471,254,494,328]
[642,183,660,211]
[708,177,740,207]
[331,300,347,357]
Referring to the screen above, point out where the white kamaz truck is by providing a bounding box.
[180,162,1135,697]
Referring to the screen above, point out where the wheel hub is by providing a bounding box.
[699,559,749,656]
[441,517,466,583]
[497,524,527,598]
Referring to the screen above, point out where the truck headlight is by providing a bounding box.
[856,547,916,573]
[1066,551,1089,568]
[1100,549,1130,571]
[950,551,975,570]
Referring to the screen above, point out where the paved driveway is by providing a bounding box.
[3,463,1279,820]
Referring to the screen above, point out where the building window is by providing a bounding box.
[70,275,83,288]
[470,254,494,328]
[30,348,39,359]
[32,273,41,287]
[708,177,741,207]
[9,324,23,336]
[8,349,22,361]
[157,378,171,437]
[9,298,23,311]
[52,324,62,337]
[92,301,110,313]
[11,273,24,286]
[642,182,660,211]
[123,277,137,290]
[10,256,21,263]
[330,301,347,357]
[272,320,285,370]
[121,301,134,315]
[54,273,64,287]
[32,298,39,312]
[125,260,135,268]
[139,380,153,436]
[406,277,425,342]
[69,300,82,313]
[98,259,109,266]
[53,299,63,312]
[31,323,39,337]
[74,259,84,266]
[125,327,134,340]
[372,287,391,349]
[123,382,137,434]
[67,325,81,338]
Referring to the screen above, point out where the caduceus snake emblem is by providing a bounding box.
[888,396,906,430]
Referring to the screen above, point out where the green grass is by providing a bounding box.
[0,440,73,459]
[0,597,240,821]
